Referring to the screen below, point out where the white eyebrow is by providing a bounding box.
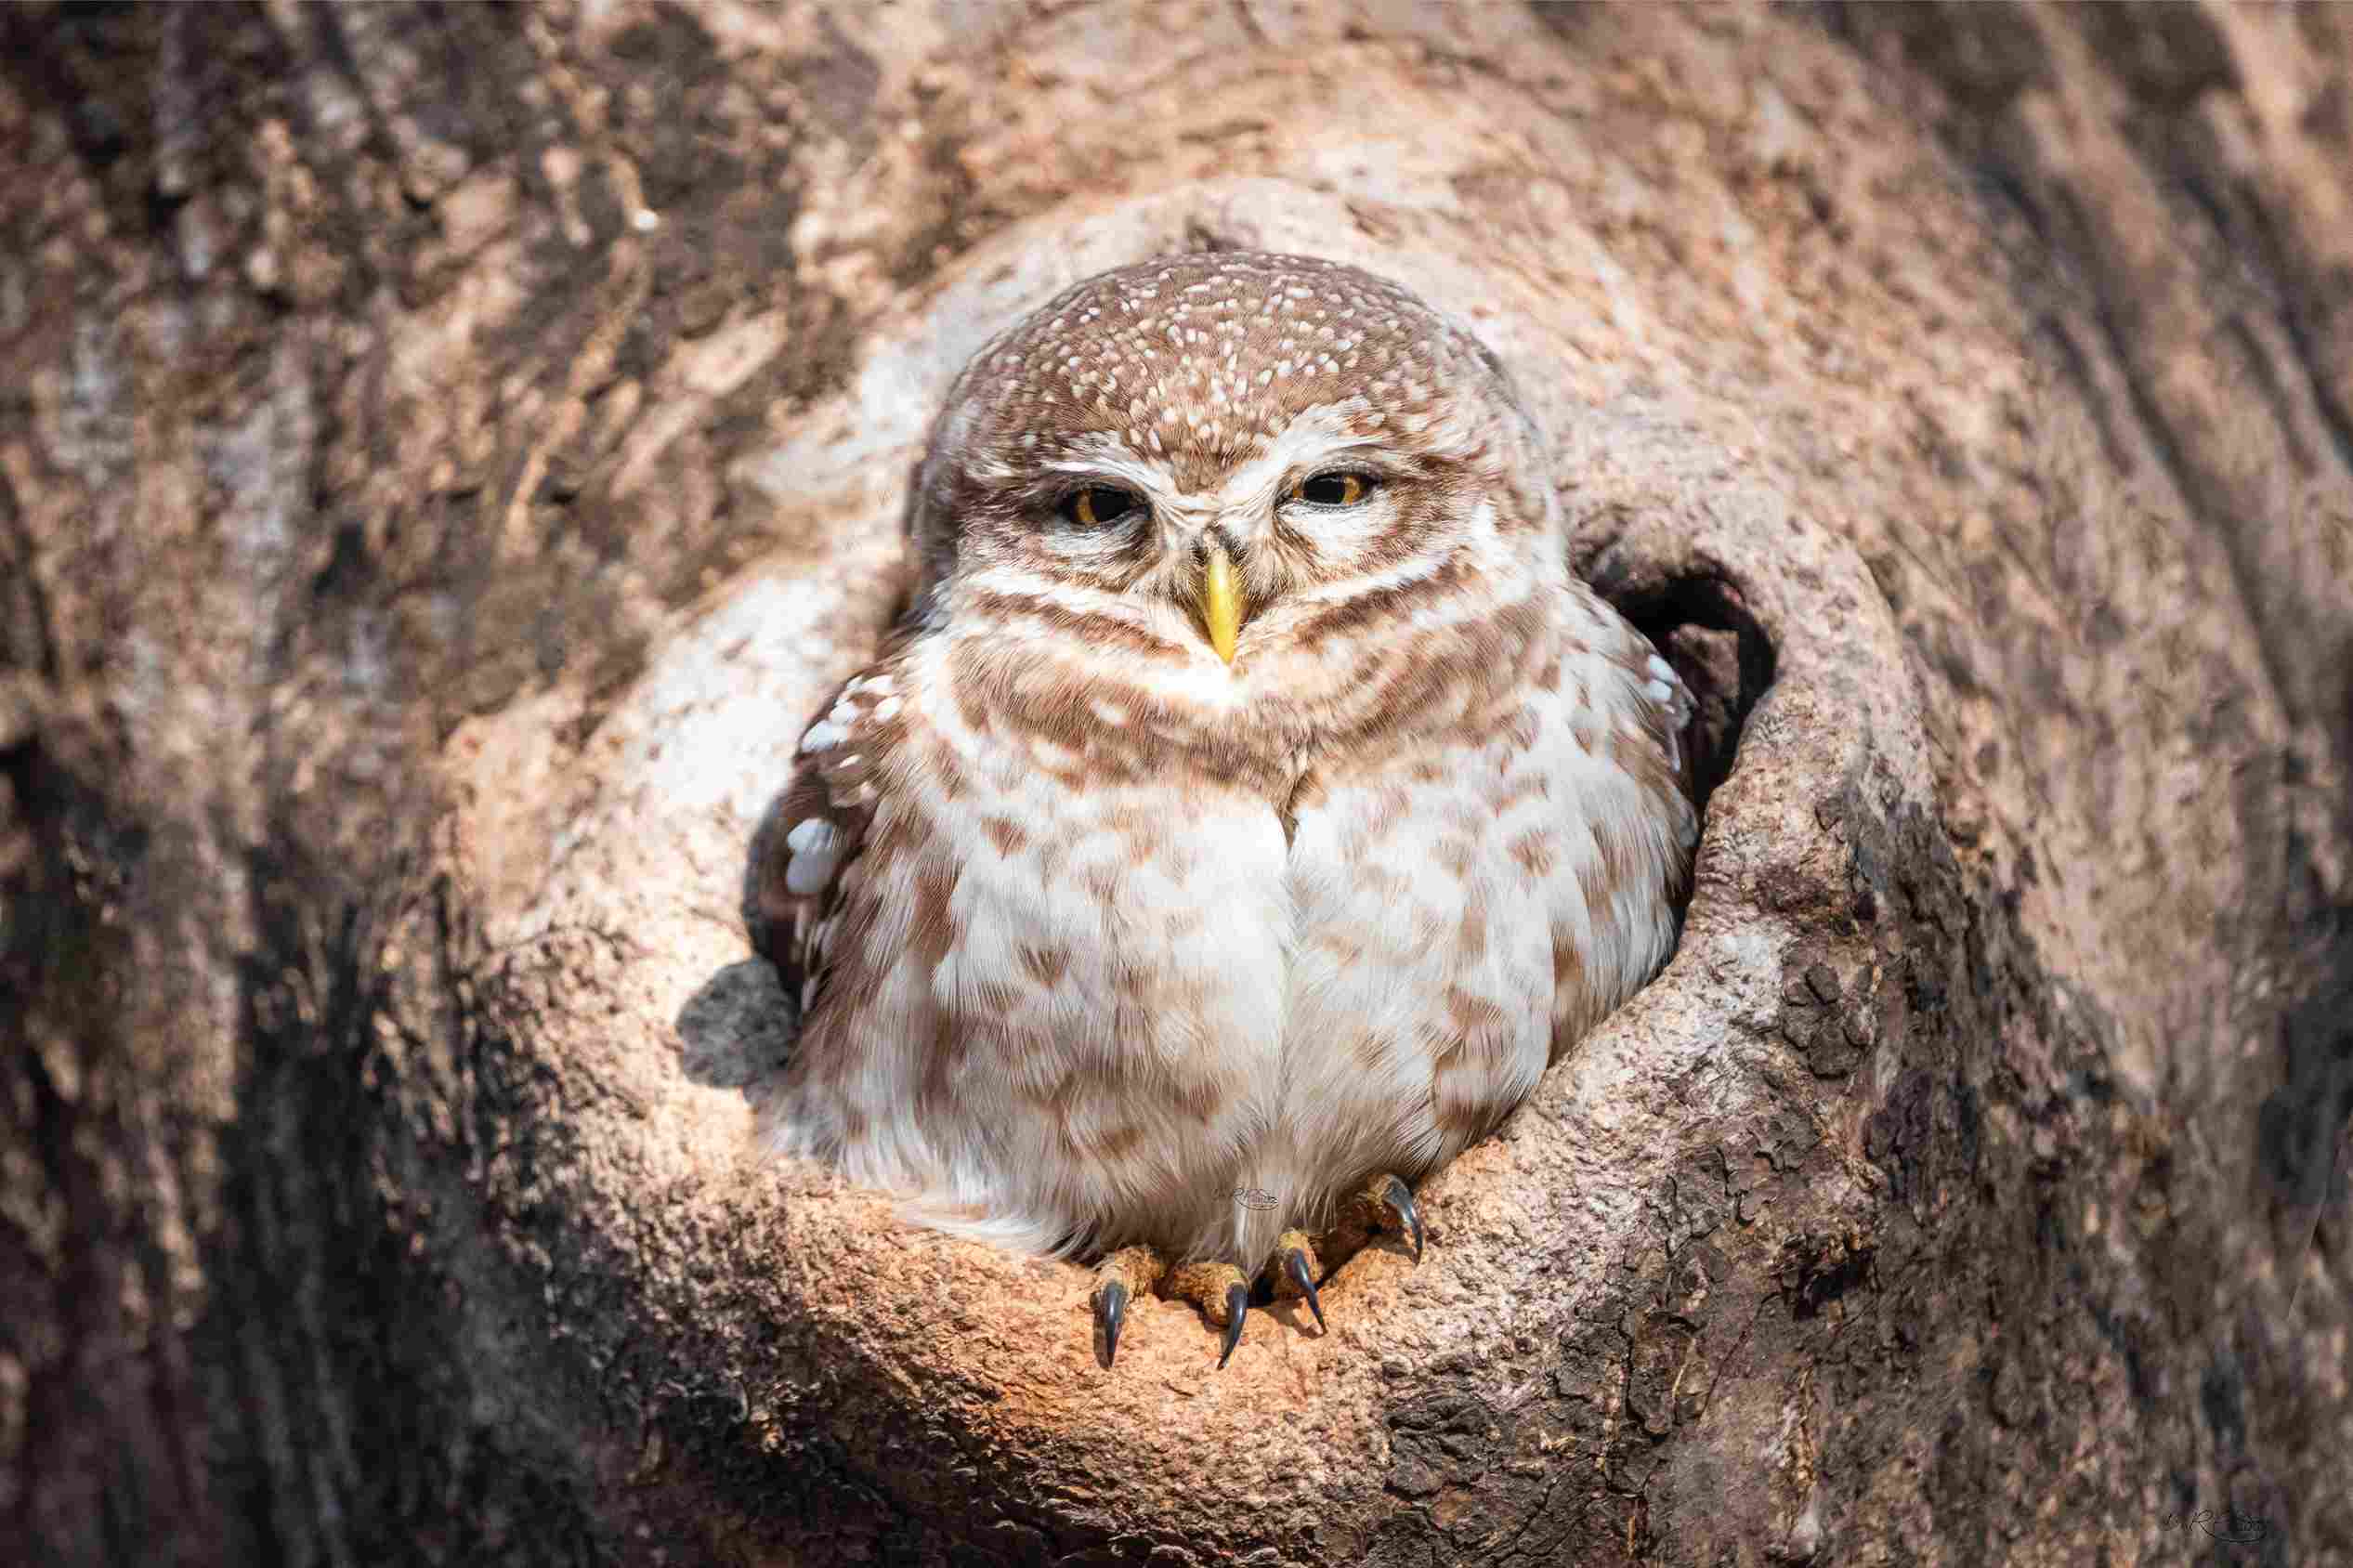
[1039,433,1174,495]
[1212,404,1388,504]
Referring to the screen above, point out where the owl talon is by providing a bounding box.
[1091,1245,1165,1365]
[1379,1173,1425,1263]
[1268,1226,1327,1335]
[1163,1259,1255,1365]
[1217,1283,1249,1367]
[1322,1173,1426,1266]
[1094,1278,1130,1363]
[1280,1245,1326,1332]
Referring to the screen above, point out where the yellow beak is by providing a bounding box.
[1197,542,1245,665]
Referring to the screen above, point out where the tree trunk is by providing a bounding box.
[4,3,2346,1563]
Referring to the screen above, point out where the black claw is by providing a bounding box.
[1095,1279,1129,1364]
[1216,1282,1249,1367]
[1283,1248,1327,1332]
[1383,1174,1425,1262]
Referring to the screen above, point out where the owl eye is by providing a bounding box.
[1062,487,1143,527]
[1292,472,1373,507]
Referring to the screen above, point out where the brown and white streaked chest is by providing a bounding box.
[778,628,1301,1182]
[1266,595,1696,1167]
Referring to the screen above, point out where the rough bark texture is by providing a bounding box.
[4,3,2348,1564]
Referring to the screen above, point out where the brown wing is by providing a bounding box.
[1602,618,1704,880]
[741,661,909,1026]
[1636,637,1698,799]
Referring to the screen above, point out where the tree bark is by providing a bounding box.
[3,3,2346,1564]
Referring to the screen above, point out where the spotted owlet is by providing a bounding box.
[747,251,1696,1365]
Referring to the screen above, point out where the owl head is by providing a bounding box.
[902,252,1558,680]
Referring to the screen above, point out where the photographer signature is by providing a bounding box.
[1231,1187,1278,1211]
[2158,1508,2269,1545]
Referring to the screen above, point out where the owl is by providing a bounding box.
[746,251,1696,1365]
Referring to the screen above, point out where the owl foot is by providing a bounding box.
[1167,1259,1254,1367]
[1324,1173,1425,1264]
[1090,1246,1159,1365]
[1091,1248,1252,1367]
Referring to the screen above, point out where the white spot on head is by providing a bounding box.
[800,719,847,753]
[1645,679,1675,704]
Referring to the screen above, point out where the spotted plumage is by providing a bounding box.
[746,251,1696,1360]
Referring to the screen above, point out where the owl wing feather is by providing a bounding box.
[1590,586,1703,829]
[744,662,907,1027]
[1638,643,1697,796]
